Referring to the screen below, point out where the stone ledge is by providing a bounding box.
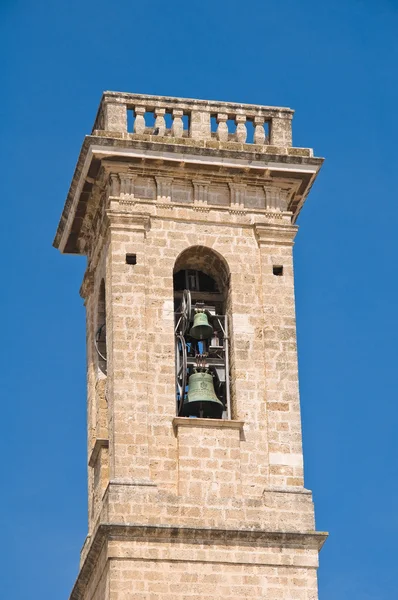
[70,523,328,600]
[88,438,109,468]
[173,417,244,430]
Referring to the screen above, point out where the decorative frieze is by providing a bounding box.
[108,173,294,216]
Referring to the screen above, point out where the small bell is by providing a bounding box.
[189,311,213,340]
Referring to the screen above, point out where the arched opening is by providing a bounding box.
[95,279,107,376]
[173,246,231,419]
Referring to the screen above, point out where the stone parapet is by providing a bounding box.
[53,92,323,254]
[93,91,295,147]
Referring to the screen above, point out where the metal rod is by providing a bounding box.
[175,315,182,334]
[224,315,231,420]
[216,317,226,337]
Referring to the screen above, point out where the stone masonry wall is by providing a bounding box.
[85,207,304,497]
[76,169,322,599]
[56,92,325,600]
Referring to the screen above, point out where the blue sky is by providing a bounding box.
[1,1,398,598]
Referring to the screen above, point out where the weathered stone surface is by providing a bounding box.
[55,91,326,600]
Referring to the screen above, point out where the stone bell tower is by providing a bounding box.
[54,91,326,600]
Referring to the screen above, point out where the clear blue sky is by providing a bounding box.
[1,1,397,598]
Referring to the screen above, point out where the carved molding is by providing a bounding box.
[106,210,151,235]
[254,222,298,247]
[229,205,246,215]
[192,204,210,212]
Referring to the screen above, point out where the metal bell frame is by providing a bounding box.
[174,289,231,419]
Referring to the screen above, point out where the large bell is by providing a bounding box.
[182,370,224,418]
[189,311,213,340]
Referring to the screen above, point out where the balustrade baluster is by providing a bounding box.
[254,117,265,145]
[154,108,166,136]
[235,115,247,143]
[134,106,146,134]
[216,113,228,142]
[171,109,184,137]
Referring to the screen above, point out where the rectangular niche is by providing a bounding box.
[208,183,230,206]
[134,176,156,199]
[172,180,193,204]
[245,186,266,209]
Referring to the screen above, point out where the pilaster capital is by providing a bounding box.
[228,182,246,207]
[192,179,209,204]
[254,222,298,247]
[105,210,151,235]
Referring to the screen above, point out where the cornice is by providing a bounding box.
[54,136,323,254]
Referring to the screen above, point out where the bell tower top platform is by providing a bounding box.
[54,91,323,254]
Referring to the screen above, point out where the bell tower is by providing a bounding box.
[54,91,327,600]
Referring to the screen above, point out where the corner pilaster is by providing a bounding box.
[254,222,304,489]
[105,211,153,484]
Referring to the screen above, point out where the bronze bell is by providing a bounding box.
[182,369,224,419]
[189,311,213,340]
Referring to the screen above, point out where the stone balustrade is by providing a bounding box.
[92,92,293,147]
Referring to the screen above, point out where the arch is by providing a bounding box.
[173,246,231,419]
[174,245,230,296]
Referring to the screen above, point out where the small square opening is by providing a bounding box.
[273,265,283,276]
[126,254,137,265]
